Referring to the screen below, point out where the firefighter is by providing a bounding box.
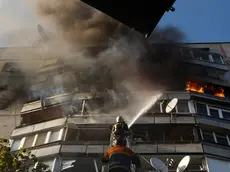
[101,139,141,172]
[112,116,130,136]
[110,116,130,147]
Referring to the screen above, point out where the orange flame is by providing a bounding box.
[186,81,225,98]
[214,88,225,98]
[186,81,204,93]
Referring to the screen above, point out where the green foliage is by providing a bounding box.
[0,138,51,172]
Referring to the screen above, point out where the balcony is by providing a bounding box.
[60,143,203,155]
[203,143,230,159]
[195,115,230,130]
[191,92,230,104]
[31,144,61,158]
[11,118,66,137]
[183,58,228,71]
[21,92,103,114]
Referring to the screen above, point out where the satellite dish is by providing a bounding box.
[150,158,168,172]
[176,156,191,172]
[165,98,178,113]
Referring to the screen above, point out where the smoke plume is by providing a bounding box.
[0,0,191,117]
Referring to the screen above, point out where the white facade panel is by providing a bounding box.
[31,145,60,157]
[11,118,66,137]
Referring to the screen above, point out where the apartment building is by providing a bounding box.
[7,42,230,172]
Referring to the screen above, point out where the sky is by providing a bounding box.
[157,0,230,43]
[0,0,230,46]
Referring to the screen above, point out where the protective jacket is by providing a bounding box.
[102,145,141,172]
[112,122,130,135]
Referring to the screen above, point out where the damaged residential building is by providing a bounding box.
[5,42,230,172]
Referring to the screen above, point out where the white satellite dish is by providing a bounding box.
[165,98,178,113]
[176,155,191,172]
[150,158,168,172]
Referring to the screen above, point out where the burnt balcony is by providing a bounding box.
[181,48,229,71]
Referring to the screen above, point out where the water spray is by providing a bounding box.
[128,93,162,128]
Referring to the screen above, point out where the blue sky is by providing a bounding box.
[157,0,230,43]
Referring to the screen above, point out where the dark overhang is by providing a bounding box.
[80,0,176,36]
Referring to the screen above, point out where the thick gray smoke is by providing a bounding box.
[0,0,191,115]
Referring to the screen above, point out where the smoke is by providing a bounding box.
[0,0,191,119]
[36,0,120,55]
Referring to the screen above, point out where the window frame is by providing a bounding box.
[11,138,23,151]
[209,53,225,65]
[195,102,230,120]
[207,106,221,118]
[195,102,209,116]
[201,129,230,147]
[152,100,191,114]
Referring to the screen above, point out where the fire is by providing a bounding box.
[186,81,204,93]
[186,81,225,98]
[214,88,225,98]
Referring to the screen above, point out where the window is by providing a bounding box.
[196,103,208,115]
[181,48,193,58]
[202,131,215,143]
[210,53,224,65]
[176,101,189,113]
[35,133,47,146]
[23,135,35,148]
[11,139,21,151]
[222,111,230,120]
[200,54,210,61]
[65,128,78,141]
[202,131,213,141]
[78,128,110,141]
[193,51,211,62]
[49,130,60,143]
[215,134,229,146]
[209,107,220,118]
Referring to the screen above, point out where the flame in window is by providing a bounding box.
[214,88,225,98]
[186,81,225,98]
[186,81,204,93]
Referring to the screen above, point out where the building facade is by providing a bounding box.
[6,42,230,172]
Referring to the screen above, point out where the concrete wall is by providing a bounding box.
[0,101,22,138]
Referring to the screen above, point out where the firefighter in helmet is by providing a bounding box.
[110,116,130,146]
[112,116,130,135]
[102,138,141,172]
